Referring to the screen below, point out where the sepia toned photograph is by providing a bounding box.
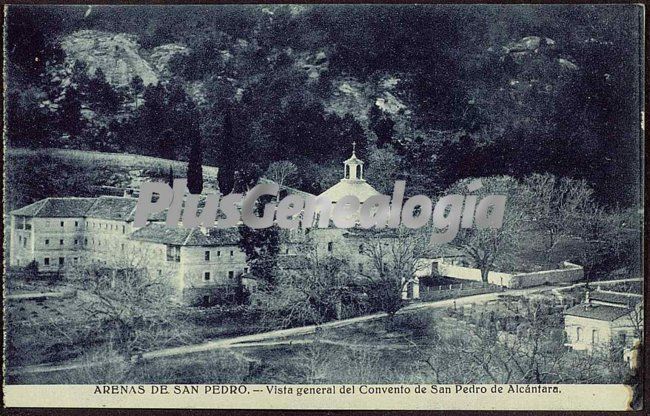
[2,3,645,410]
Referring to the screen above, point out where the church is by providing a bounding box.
[9,144,420,305]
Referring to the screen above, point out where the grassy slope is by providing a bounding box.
[6,147,219,179]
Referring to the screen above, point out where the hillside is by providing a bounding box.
[5,147,219,211]
[5,5,643,205]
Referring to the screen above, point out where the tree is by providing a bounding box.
[187,135,203,194]
[130,75,145,107]
[216,110,237,194]
[368,104,395,148]
[74,254,194,359]
[238,191,281,287]
[57,85,85,143]
[364,144,401,194]
[87,68,122,113]
[251,246,357,328]
[520,173,593,252]
[448,176,526,282]
[357,227,431,320]
[264,160,298,191]
[238,224,281,288]
[572,205,638,281]
[167,165,174,188]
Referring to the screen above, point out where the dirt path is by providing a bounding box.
[9,279,640,376]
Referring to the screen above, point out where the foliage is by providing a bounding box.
[187,135,204,194]
[73,257,195,358]
[6,5,642,206]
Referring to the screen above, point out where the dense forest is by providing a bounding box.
[6,5,643,205]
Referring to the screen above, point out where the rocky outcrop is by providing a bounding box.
[60,30,159,87]
[148,43,190,77]
[325,75,411,126]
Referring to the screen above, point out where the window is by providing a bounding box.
[359,244,364,254]
[285,248,289,254]
[59,239,64,245]
[84,238,88,245]
[23,238,27,248]
[327,242,333,252]
[74,239,78,245]
[576,327,582,342]
[18,236,22,244]
[205,251,210,261]
[217,251,221,257]
[345,164,350,179]
[158,270,162,276]
[166,245,181,262]
[358,263,363,273]
[60,221,64,227]
[75,221,79,227]
[121,243,125,251]
[73,257,78,264]
[122,225,125,234]
[592,329,599,344]
[228,271,234,279]
[204,272,211,281]
[58,257,64,266]
[244,267,249,274]
[230,250,234,257]
[85,221,88,227]
[45,239,49,245]
[44,258,50,266]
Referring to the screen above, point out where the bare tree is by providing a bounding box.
[264,160,298,190]
[450,176,526,282]
[75,250,195,359]
[521,173,593,251]
[251,242,358,329]
[357,227,431,320]
[573,205,639,281]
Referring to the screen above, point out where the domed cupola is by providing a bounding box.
[344,142,364,181]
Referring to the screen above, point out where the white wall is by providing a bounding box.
[433,259,584,288]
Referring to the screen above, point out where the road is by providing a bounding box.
[9,278,640,376]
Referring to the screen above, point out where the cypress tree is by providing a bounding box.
[187,135,203,194]
[167,165,174,188]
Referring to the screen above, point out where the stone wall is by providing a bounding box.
[433,259,584,289]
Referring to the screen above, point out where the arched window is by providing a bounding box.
[345,165,350,179]
[327,242,333,252]
[592,329,599,344]
[355,165,361,179]
[576,327,582,341]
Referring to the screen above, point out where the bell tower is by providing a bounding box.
[343,142,364,181]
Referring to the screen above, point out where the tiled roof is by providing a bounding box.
[87,196,138,221]
[12,196,159,222]
[10,199,48,216]
[129,223,241,246]
[564,304,632,322]
[11,198,96,218]
[590,291,642,307]
[129,223,193,245]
